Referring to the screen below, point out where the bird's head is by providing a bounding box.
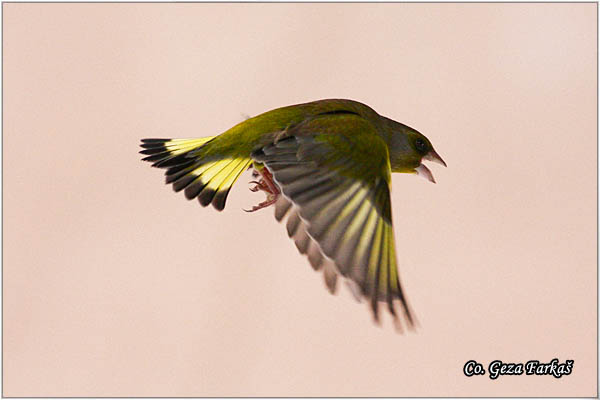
[384,118,447,183]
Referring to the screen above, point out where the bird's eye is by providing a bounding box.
[415,138,427,153]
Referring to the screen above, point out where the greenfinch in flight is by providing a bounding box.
[140,99,446,332]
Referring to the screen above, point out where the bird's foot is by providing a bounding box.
[248,180,268,193]
[243,195,278,212]
[245,167,280,212]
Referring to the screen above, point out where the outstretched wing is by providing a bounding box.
[251,113,415,331]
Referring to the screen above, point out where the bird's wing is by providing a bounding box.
[251,113,415,331]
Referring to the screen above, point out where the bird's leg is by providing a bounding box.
[259,168,280,195]
[245,167,281,212]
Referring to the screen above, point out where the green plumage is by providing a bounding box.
[140,98,446,332]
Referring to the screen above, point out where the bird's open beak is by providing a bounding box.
[416,149,447,184]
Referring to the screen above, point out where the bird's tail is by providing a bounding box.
[140,137,252,211]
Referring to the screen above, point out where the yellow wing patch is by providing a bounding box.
[179,157,252,210]
[160,137,216,156]
[140,137,251,211]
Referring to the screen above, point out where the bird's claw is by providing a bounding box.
[248,180,262,192]
[245,167,281,212]
[243,196,277,212]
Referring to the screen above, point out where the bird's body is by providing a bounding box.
[198,99,380,158]
[140,99,445,331]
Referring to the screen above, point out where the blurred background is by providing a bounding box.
[3,3,596,396]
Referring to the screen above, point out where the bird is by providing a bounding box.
[140,98,446,332]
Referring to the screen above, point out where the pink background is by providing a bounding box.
[3,3,597,397]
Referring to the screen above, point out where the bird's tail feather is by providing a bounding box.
[140,137,252,211]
